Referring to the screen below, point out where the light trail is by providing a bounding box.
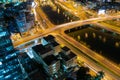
[13,1,120,79]
[13,15,120,47]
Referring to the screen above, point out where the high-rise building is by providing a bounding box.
[0,7,25,79]
[0,21,38,80]
[0,1,39,79]
[0,0,26,3]
[1,0,35,34]
[0,24,24,79]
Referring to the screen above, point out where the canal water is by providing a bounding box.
[65,25,120,64]
[41,4,79,25]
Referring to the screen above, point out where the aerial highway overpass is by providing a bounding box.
[13,15,120,47]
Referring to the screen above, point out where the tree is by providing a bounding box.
[94,71,105,80]
[98,71,105,79]
[65,77,74,80]
[76,66,92,80]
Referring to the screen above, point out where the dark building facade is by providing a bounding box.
[0,24,24,79]
[0,25,41,80]
[0,9,31,79]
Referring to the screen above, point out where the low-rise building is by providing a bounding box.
[43,55,60,75]
[32,44,54,63]
[59,49,77,70]
[41,35,55,46]
[31,44,60,77]
[61,46,71,55]
[51,41,61,55]
[31,36,77,78]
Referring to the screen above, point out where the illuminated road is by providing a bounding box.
[55,0,89,19]
[59,32,120,79]
[55,34,119,80]
[13,15,120,47]
[55,15,120,31]
[14,0,120,47]
[55,0,120,34]
[54,1,81,18]
[13,14,120,47]
[13,0,120,79]
[34,1,46,30]
[35,0,54,28]
[13,16,120,79]
[94,22,120,34]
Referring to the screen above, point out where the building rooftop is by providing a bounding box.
[44,35,55,42]
[59,52,76,61]
[51,41,59,47]
[67,52,76,61]
[43,55,58,66]
[62,46,70,52]
[32,44,52,55]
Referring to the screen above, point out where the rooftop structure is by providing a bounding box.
[59,51,77,69]
[51,41,59,48]
[32,44,53,58]
[43,55,59,66]
[41,35,55,46]
[50,41,61,55]
[31,42,60,77]
[59,51,76,61]
[61,46,71,55]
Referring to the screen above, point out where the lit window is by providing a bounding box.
[0,62,2,65]
[0,32,6,37]
[6,46,13,51]
[52,63,56,67]
[5,52,16,60]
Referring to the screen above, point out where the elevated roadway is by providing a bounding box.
[55,34,120,80]
[13,15,120,47]
[13,0,120,79]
